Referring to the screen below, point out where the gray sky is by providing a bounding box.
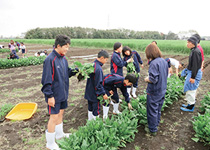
[0,0,209,37]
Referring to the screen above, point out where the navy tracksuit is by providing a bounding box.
[110,51,127,76]
[123,50,143,87]
[41,49,78,105]
[103,74,130,105]
[146,57,168,133]
[84,59,106,116]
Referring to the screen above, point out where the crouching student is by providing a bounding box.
[8,52,19,59]
[41,35,78,150]
[180,36,202,112]
[84,50,109,120]
[165,58,184,77]
[144,44,168,135]
[102,73,137,119]
[122,46,143,98]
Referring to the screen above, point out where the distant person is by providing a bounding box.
[144,43,168,135]
[110,42,132,76]
[44,50,48,56]
[193,34,204,71]
[35,52,41,56]
[15,41,21,52]
[180,36,202,112]
[40,51,46,56]
[0,45,4,49]
[41,35,79,150]
[165,58,184,77]
[10,40,16,54]
[8,52,19,59]
[122,46,143,98]
[20,42,27,58]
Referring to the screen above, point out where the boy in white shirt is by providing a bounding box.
[165,58,183,77]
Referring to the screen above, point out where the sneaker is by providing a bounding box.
[182,104,190,108]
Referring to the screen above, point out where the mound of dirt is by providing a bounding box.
[203,60,210,81]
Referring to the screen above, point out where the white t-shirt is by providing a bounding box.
[0,45,4,49]
[20,45,26,49]
[169,58,179,68]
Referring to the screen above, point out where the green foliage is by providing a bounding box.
[0,103,14,119]
[126,62,138,77]
[72,61,95,81]
[192,113,210,145]
[0,56,46,69]
[1,39,210,54]
[0,48,18,53]
[57,73,184,149]
[200,92,210,113]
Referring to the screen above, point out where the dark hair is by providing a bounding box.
[98,50,109,58]
[21,42,24,44]
[125,74,137,85]
[192,34,201,44]
[55,35,71,48]
[37,52,40,55]
[145,44,162,60]
[180,62,184,67]
[113,42,122,51]
[151,41,157,45]
[122,46,132,57]
[188,36,197,47]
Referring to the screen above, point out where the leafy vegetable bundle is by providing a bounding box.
[72,61,94,82]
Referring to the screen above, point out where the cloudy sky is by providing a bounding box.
[0,0,209,37]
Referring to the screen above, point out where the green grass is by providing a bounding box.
[1,39,210,54]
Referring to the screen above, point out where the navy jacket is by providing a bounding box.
[110,51,127,76]
[146,57,168,96]
[41,49,78,103]
[103,74,130,103]
[84,59,106,102]
[123,50,143,73]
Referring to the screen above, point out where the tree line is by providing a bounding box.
[25,27,179,40]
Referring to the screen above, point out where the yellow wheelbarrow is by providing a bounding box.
[5,102,37,120]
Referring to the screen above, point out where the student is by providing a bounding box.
[144,43,168,135]
[44,50,48,56]
[8,52,19,59]
[10,40,16,54]
[110,42,132,76]
[180,36,202,112]
[193,34,204,71]
[122,46,143,98]
[102,73,136,119]
[165,58,184,77]
[20,42,27,58]
[84,50,109,121]
[41,35,78,150]
[15,41,21,52]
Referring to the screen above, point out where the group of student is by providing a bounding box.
[7,40,27,59]
[41,34,203,150]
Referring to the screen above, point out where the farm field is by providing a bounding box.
[0,42,210,150]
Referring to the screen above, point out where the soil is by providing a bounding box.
[0,42,210,150]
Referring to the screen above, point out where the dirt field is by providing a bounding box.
[0,42,210,150]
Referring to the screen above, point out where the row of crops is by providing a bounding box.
[0,39,210,55]
[57,76,184,150]
[0,56,46,69]
[0,48,18,53]
[192,93,210,145]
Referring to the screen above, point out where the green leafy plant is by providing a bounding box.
[0,103,14,120]
[200,92,210,113]
[0,48,18,53]
[192,113,210,145]
[72,61,94,82]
